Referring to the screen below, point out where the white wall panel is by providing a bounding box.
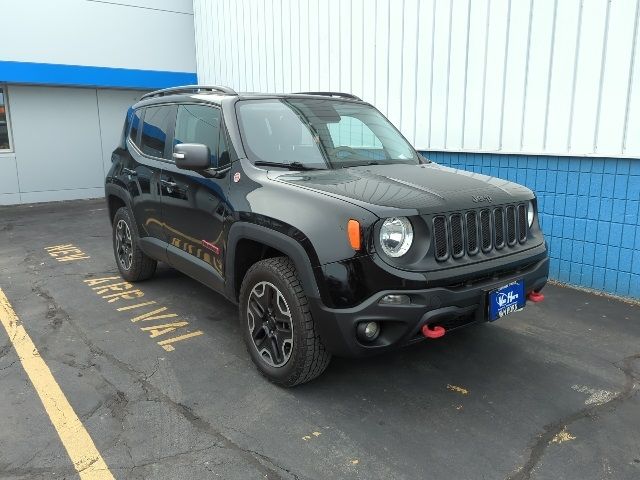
[625,1,640,154]
[597,0,638,153]
[194,0,640,158]
[1,0,195,73]
[521,0,555,152]
[461,0,489,149]
[429,0,452,149]
[0,155,20,197]
[570,0,609,154]
[9,85,103,193]
[387,0,404,130]
[374,0,391,116]
[545,0,581,152]
[414,0,435,149]
[479,0,509,151]
[1,85,145,204]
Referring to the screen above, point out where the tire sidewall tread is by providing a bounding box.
[239,256,331,387]
[112,207,157,282]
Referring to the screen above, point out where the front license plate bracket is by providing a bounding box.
[488,279,525,322]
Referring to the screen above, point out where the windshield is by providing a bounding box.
[236,98,419,169]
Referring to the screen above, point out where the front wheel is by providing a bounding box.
[239,257,331,387]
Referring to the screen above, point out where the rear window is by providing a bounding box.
[129,108,142,145]
[140,105,174,159]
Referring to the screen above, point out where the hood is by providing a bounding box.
[273,163,533,216]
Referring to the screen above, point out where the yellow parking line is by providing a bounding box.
[0,288,114,479]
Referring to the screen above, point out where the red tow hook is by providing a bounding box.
[527,291,545,302]
[422,324,446,339]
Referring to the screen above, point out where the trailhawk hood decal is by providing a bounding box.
[273,163,533,215]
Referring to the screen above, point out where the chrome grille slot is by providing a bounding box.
[494,208,505,249]
[433,216,448,260]
[450,214,464,258]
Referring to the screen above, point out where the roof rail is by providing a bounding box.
[140,85,237,100]
[295,91,362,101]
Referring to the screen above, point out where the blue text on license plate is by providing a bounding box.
[488,279,525,321]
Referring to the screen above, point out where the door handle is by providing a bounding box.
[161,179,178,188]
[123,168,137,176]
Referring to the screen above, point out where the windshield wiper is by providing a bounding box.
[253,161,324,171]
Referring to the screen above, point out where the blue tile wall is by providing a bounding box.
[422,151,640,299]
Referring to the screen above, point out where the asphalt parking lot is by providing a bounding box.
[0,199,639,480]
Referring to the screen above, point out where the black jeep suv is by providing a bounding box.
[106,85,549,386]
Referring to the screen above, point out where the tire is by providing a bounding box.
[112,206,157,282]
[239,256,331,387]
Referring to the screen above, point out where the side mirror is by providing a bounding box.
[173,143,211,170]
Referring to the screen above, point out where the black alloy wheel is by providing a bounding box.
[246,281,294,367]
[239,257,331,386]
[112,206,157,282]
[115,218,133,271]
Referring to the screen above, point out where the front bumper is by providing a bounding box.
[310,255,549,357]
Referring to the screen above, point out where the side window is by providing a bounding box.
[174,104,221,166]
[129,108,142,146]
[0,86,13,151]
[140,105,173,158]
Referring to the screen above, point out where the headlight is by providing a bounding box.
[380,217,413,257]
[527,201,535,227]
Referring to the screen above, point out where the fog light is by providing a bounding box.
[379,294,411,305]
[357,321,380,342]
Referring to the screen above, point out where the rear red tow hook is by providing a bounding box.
[527,291,545,302]
[422,324,446,339]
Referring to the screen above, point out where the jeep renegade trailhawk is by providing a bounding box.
[105,85,549,386]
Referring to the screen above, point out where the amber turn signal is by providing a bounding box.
[347,219,361,250]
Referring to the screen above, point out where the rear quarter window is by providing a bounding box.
[140,105,174,159]
[129,108,142,145]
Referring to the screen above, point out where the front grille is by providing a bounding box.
[432,203,529,261]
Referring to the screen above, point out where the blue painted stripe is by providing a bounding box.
[0,60,197,90]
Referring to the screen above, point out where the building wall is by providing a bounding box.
[193,0,640,298]
[193,0,640,158]
[426,151,640,298]
[0,0,196,87]
[0,0,197,205]
[0,86,143,204]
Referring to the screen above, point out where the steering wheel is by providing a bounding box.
[331,146,361,159]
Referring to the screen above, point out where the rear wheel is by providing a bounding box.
[112,207,157,282]
[239,257,331,386]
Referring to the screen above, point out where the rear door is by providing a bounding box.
[160,103,230,292]
[124,105,175,248]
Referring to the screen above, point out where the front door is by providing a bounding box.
[160,103,230,292]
